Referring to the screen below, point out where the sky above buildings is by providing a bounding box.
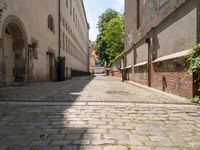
[83,0,124,42]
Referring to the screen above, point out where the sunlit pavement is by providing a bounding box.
[0,75,200,150]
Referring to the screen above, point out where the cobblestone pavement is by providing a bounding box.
[0,75,200,150]
[0,75,190,104]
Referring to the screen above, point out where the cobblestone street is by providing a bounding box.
[0,75,200,150]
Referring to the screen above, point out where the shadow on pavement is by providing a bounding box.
[0,76,97,150]
[0,105,90,150]
[0,76,95,101]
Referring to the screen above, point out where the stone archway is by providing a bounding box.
[1,15,28,84]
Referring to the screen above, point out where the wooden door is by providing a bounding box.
[4,33,15,83]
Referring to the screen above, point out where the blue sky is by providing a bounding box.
[83,0,124,42]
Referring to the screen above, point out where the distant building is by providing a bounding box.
[110,0,200,98]
[90,44,105,74]
[0,0,90,85]
[90,46,101,66]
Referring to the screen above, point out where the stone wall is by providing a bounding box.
[121,0,197,98]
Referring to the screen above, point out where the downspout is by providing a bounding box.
[145,37,151,87]
[58,0,61,56]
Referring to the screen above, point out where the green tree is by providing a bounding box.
[188,44,200,80]
[95,9,124,65]
[97,8,119,32]
[104,16,124,62]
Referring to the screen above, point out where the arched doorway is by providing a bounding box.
[2,17,27,84]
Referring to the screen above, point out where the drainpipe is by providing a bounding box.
[58,0,61,56]
[145,37,151,87]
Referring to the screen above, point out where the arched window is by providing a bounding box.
[48,15,55,33]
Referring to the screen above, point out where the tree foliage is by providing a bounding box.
[187,44,200,103]
[104,16,124,62]
[97,8,119,32]
[188,44,200,80]
[95,9,124,65]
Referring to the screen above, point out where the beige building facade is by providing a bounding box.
[60,0,90,74]
[0,0,89,85]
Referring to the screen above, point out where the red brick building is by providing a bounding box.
[90,47,98,67]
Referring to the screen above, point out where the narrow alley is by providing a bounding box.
[0,75,199,150]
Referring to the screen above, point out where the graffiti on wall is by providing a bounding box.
[0,1,8,24]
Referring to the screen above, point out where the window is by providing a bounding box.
[63,18,65,26]
[33,40,38,59]
[146,1,154,21]
[137,0,140,29]
[70,0,72,16]
[60,29,62,48]
[73,8,75,22]
[63,33,65,50]
[66,36,68,52]
[68,39,70,54]
[66,23,68,30]
[76,14,77,27]
[66,0,68,7]
[48,15,55,33]
[159,0,169,7]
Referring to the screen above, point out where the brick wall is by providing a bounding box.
[151,58,193,98]
[107,70,122,79]
[132,65,148,86]
[113,70,122,78]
